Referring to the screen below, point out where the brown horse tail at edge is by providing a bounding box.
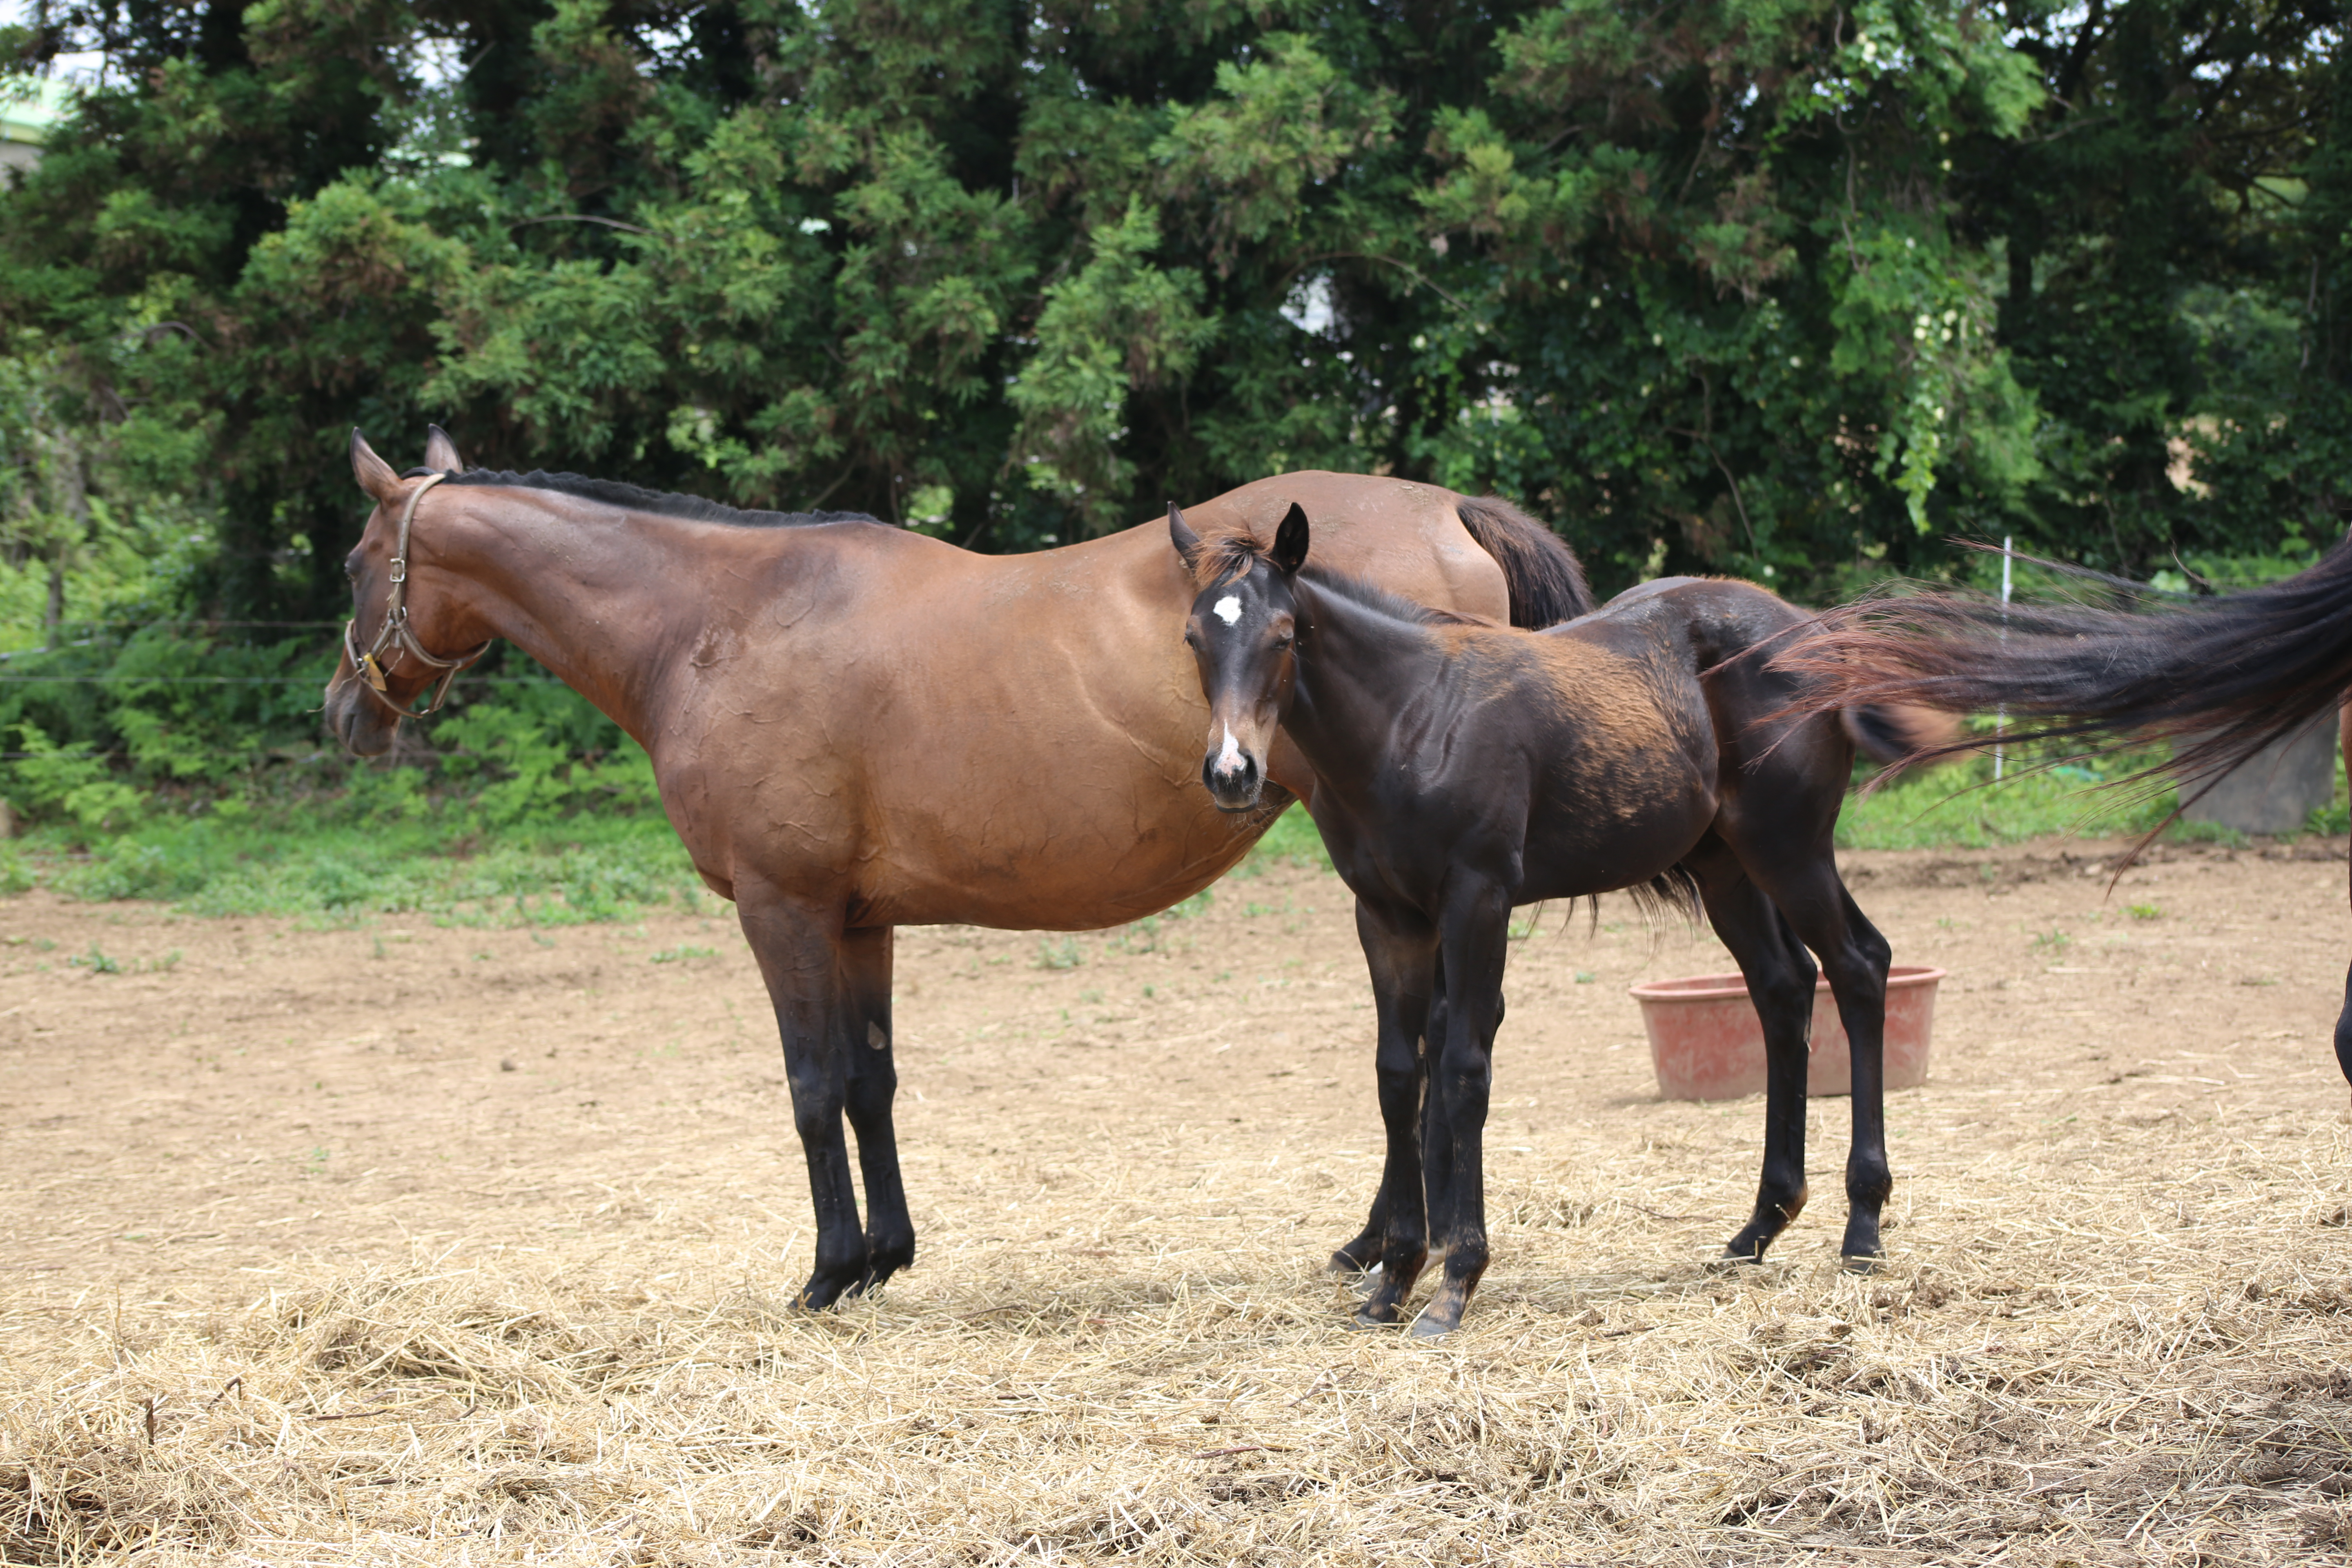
[1841,704,1963,775]
[1780,532,2352,800]
[1454,495,1596,628]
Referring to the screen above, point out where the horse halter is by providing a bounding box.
[343,471,492,718]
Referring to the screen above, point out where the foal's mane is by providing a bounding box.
[419,468,882,530]
[1190,528,1495,630]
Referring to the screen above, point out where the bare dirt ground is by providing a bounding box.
[4,836,2352,1565]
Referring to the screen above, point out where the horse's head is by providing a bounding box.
[323,426,490,756]
[1171,500,1310,812]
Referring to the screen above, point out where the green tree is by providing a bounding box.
[2,0,2342,641]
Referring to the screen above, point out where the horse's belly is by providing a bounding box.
[848,789,1272,931]
[1518,786,1714,901]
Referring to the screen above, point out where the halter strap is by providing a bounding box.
[343,472,494,719]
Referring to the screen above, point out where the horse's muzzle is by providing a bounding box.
[1202,748,1264,813]
[323,673,400,757]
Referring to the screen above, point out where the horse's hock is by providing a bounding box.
[2180,709,2341,835]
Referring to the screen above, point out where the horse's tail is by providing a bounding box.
[1455,494,1596,629]
[1780,535,2352,789]
[1841,704,1964,771]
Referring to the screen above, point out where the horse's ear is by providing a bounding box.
[423,424,464,473]
[350,429,400,503]
[1270,502,1310,575]
[1168,502,1203,571]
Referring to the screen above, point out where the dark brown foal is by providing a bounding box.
[1173,503,1935,1335]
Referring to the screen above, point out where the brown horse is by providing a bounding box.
[323,428,1595,1309]
[1171,503,1940,1335]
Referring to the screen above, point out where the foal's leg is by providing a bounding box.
[1327,908,1396,1278]
[1348,901,1440,1327]
[1410,880,1512,1338]
[1741,854,1895,1265]
[840,925,915,1292]
[2335,697,2352,1090]
[736,884,871,1310]
[1685,845,1821,1262]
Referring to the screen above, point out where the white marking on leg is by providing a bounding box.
[1213,595,1242,625]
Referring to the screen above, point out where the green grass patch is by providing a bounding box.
[1835,754,2180,851]
[1242,804,1333,873]
[3,808,704,926]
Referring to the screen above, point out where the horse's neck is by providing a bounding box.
[1285,577,1443,789]
[434,495,712,744]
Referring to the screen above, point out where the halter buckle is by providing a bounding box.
[388,557,407,586]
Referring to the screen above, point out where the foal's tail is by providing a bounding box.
[1455,494,1597,628]
[1841,704,1965,771]
[1780,535,2352,793]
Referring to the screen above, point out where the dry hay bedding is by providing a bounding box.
[3,837,2352,1564]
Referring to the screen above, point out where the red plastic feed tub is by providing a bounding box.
[1629,966,1948,1101]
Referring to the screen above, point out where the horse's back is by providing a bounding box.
[680,475,1526,930]
[1159,472,1515,624]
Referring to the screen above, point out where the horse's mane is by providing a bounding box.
[1190,527,1494,629]
[423,468,882,530]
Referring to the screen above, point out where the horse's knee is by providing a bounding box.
[1436,1039,1491,1102]
[1748,968,1815,1030]
[788,1077,847,1146]
[844,1053,897,1120]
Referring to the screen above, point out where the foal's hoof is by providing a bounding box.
[1840,1250,1885,1276]
[1710,1245,1767,1271]
[1350,1297,1404,1331]
[794,1274,852,1312]
[1407,1307,1460,1340]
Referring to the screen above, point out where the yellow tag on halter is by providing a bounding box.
[359,651,389,693]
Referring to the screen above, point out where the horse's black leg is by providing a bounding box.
[1324,906,1394,1277]
[2337,959,2352,1087]
[736,886,870,1309]
[1410,881,1511,1337]
[1350,900,1437,1327]
[2338,742,2352,1087]
[2333,700,2352,1086]
[841,925,914,1294]
[1821,882,1895,1263]
[1740,855,1894,1267]
[1688,848,1821,1263]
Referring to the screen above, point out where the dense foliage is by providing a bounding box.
[0,0,2343,835]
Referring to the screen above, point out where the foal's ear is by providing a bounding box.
[1270,502,1310,575]
[423,424,464,473]
[1168,502,1204,572]
[350,429,401,503]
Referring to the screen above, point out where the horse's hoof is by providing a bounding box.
[1711,1246,1766,1271]
[795,1266,866,1311]
[1840,1251,1885,1275]
[1328,1253,1380,1281]
[1407,1310,1458,1339]
[1351,1300,1401,1330]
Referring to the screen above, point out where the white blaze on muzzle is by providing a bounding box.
[1215,724,1245,776]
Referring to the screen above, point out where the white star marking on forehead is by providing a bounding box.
[1212,595,1243,626]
